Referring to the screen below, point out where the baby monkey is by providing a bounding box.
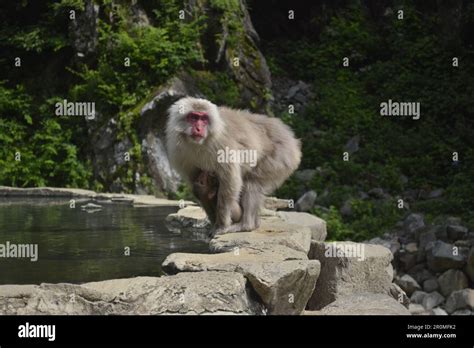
[192,170,242,225]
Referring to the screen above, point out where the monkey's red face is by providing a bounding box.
[186,111,209,143]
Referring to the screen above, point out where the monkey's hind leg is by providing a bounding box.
[223,181,263,233]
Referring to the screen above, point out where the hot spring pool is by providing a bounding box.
[0,198,208,284]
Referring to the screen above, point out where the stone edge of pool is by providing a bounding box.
[0,186,408,315]
[0,185,195,207]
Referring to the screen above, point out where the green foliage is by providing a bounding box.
[0,81,92,187]
[0,0,206,191]
[5,26,68,53]
[209,0,240,11]
[50,0,85,12]
[174,183,194,201]
[315,198,402,241]
[189,70,240,107]
[314,206,352,241]
[272,2,474,238]
[71,11,205,116]
[274,175,301,200]
[0,113,91,188]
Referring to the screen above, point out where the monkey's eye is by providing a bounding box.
[187,113,209,124]
[186,114,198,123]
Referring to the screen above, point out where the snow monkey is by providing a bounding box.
[192,170,242,224]
[166,97,301,236]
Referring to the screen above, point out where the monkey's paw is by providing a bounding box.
[210,223,255,237]
[209,226,229,238]
[221,223,255,234]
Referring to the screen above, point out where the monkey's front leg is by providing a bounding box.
[212,165,242,237]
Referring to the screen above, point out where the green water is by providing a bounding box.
[0,198,209,284]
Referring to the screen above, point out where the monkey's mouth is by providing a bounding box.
[192,134,204,141]
[191,134,205,144]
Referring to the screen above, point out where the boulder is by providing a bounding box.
[444,289,474,314]
[162,246,308,272]
[422,278,439,293]
[409,303,427,315]
[162,208,324,315]
[242,260,320,315]
[162,250,319,315]
[368,187,385,199]
[307,241,393,310]
[407,265,433,284]
[432,307,448,315]
[429,225,448,241]
[87,272,264,315]
[404,242,418,253]
[447,225,468,241]
[0,273,263,315]
[295,190,317,212]
[277,211,327,241]
[367,236,400,255]
[165,206,210,231]
[0,283,116,315]
[426,241,468,272]
[344,135,360,155]
[340,200,353,217]
[395,274,421,296]
[410,290,428,304]
[306,293,410,315]
[419,231,436,250]
[427,188,444,199]
[403,213,425,234]
[397,250,417,271]
[446,217,462,225]
[421,291,444,310]
[263,197,291,211]
[437,269,468,297]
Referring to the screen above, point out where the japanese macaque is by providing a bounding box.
[166,97,301,236]
[192,170,242,224]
